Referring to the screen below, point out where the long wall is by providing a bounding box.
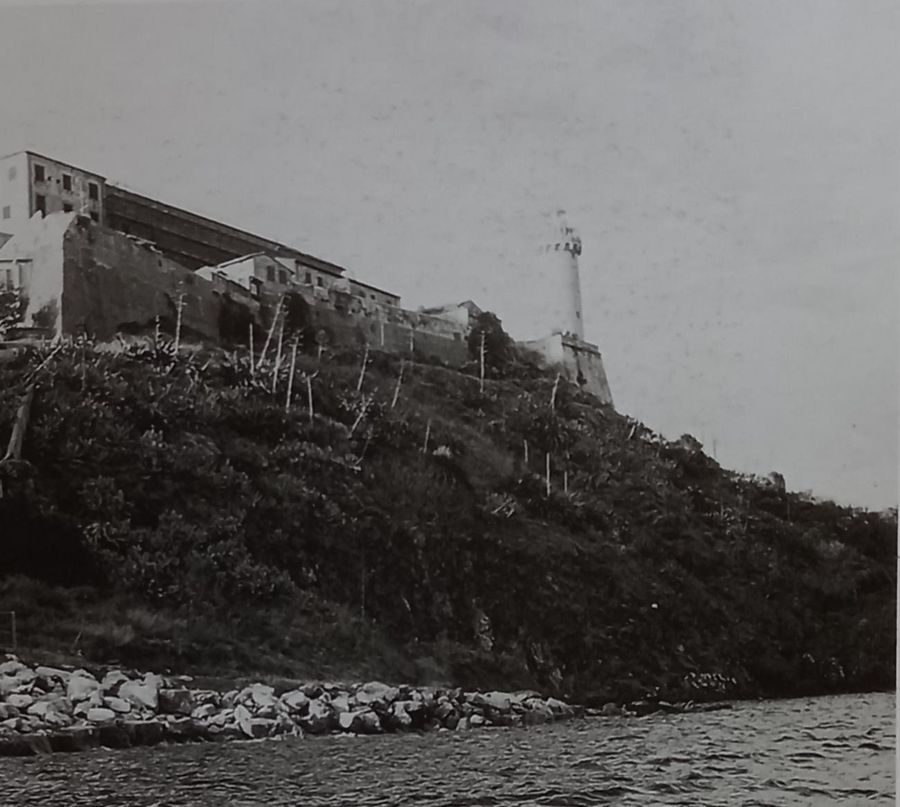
[2,214,468,367]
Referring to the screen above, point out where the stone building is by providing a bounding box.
[0,151,105,239]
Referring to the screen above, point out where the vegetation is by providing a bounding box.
[0,326,895,703]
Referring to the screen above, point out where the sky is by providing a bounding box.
[1,0,897,509]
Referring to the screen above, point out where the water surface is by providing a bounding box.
[2,692,893,805]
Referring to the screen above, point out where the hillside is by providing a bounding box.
[0,326,895,705]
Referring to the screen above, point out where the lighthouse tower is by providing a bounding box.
[544,209,584,341]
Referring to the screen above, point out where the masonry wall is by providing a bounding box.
[61,218,261,341]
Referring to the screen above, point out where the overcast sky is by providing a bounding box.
[1,0,897,509]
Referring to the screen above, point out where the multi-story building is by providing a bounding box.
[0,150,105,237]
[0,148,399,307]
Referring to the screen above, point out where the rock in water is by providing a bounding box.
[118,678,159,711]
[338,709,382,734]
[298,699,335,735]
[67,675,101,703]
[158,689,196,715]
[86,707,116,723]
[354,681,399,708]
[280,690,310,714]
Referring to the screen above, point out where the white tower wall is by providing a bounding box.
[543,210,584,340]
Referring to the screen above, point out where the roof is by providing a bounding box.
[348,277,400,298]
[105,184,346,277]
[0,149,107,181]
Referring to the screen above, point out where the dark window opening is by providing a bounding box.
[89,211,99,222]
[34,194,46,216]
[266,266,276,282]
[1,206,9,220]
[305,272,312,283]
[63,203,73,213]
[278,270,288,285]
[316,277,323,287]
[62,174,72,192]
[88,182,99,201]
[34,164,45,182]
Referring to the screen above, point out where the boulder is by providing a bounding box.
[0,704,19,720]
[443,713,460,730]
[601,702,624,717]
[330,692,351,714]
[34,666,72,688]
[158,688,196,715]
[469,713,486,728]
[122,720,164,747]
[104,697,132,714]
[67,675,101,703]
[242,718,276,739]
[298,699,335,735]
[522,702,554,725]
[280,690,310,714]
[338,709,382,734]
[470,691,512,712]
[97,723,132,749]
[48,726,96,753]
[6,693,33,710]
[238,683,276,710]
[86,707,116,723]
[100,671,131,695]
[385,702,412,730]
[190,703,218,721]
[353,681,399,708]
[0,660,26,677]
[118,678,159,711]
[545,697,574,718]
[233,704,254,737]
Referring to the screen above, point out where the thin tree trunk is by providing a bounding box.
[248,322,255,374]
[545,452,551,495]
[550,373,561,411]
[423,419,431,454]
[391,360,404,409]
[0,383,35,499]
[260,297,283,364]
[174,293,185,354]
[285,336,299,412]
[479,331,485,394]
[356,344,369,393]
[306,374,314,425]
[271,318,285,393]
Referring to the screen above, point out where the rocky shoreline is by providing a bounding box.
[0,656,733,756]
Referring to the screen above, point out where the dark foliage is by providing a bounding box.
[0,342,894,701]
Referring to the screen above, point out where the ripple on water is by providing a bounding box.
[0,692,894,806]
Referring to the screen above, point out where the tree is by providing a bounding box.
[467,311,514,376]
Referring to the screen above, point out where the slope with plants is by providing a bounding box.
[0,314,894,704]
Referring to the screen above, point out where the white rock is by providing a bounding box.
[280,690,310,713]
[233,703,253,736]
[470,691,511,712]
[118,679,159,711]
[67,674,101,703]
[330,693,351,714]
[191,703,218,720]
[86,707,116,722]
[469,713,486,728]
[338,709,382,734]
[0,660,26,677]
[35,666,73,684]
[104,697,132,714]
[101,670,131,694]
[6,694,33,710]
[390,702,413,728]
[354,681,399,707]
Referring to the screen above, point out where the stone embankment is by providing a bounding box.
[0,657,581,756]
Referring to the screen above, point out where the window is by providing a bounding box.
[63,203,73,213]
[88,182,99,201]
[89,211,99,222]
[34,194,46,216]
[305,271,312,283]
[278,270,288,285]
[1,206,9,220]
[62,174,72,192]
[7,166,16,181]
[33,164,45,182]
[316,277,323,287]
[266,266,275,282]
